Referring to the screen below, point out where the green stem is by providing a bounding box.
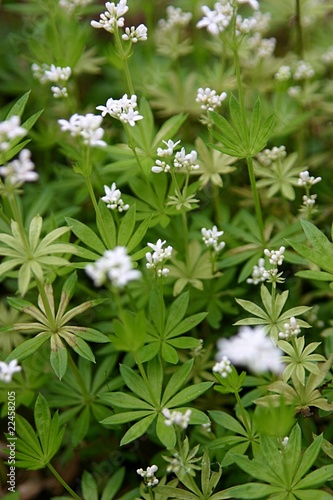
[47,463,81,500]
[114,28,135,95]
[234,390,252,438]
[295,0,304,59]
[247,156,265,245]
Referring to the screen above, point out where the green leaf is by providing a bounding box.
[120,364,153,404]
[147,356,163,403]
[120,413,156,446]
[117,205,136,247]
[229,94,247,145]
[161,342,179,364]
[293,434,323,485]
[161,359,194,405]
[6,333,51,362]
[166,382,213,407]
[66,217,106,254]
[152,113,187,149]
[82,471,98,500]
[6,91,31,118]
[166,312,207,338]
[156,412,176,449]
[101,467,125,500]
[50,344,68,380]
[72,407,90,447]
[34,394,51,454]
[295,270,333,282]
[227,482,282,498]
[165,292,189,335]
[97,200,117,249]
[101,410,152,425]
[232,454,281,485]
[209,410,247,436]
[296,464,333,489]
[100,392,154,410]
[127,215,151,253]
[72,338,95,363]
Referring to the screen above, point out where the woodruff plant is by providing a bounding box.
[1,0,333,499]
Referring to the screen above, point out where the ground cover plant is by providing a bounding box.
[1,0,333,498]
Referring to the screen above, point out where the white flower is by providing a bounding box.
[91,0,128,32]
[101,182,129,212]
[51,86,68,98]
[0,149,38,185]
[96,94,143,126]
[85,247,141,288]
[162,408,192,429]
[157,139,181,158]
[197,3,233,35]
[216,326,284,374]
[288,85,302,98]
[201,226,225,252]
[298,170,322,187]
[236,15,258,35]
[256,146,286,166]
[0,359,22,383]
[146,239,173,277]
[0,116,27,152]
[213,356,232,378]
[247,258,267,285]
[122,24,148,43]
[302,194,317,207]
[174,147,199,171]
[58,113,106,148]
[151,159,171,174]
[264,246,285,266]
[279,317,301,340]
[248,33,276,58]
[275,65,291,81]
[158,6,192,32]
[137,465,159,487]
[294,60,314,80]
[59,0,93,13]
[196,87,227,112]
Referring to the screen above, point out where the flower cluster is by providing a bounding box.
[58,114,106,148]
[256,145,286,166]
[32,63,71,98]
[101,183,129,212]
[247,257,268,285]
[275,65,292,81]
[294,60,315,80]
[264,246,285,266]
[298,170,322,187]
[197,2,233,35]
[162,408,192,429]
[248,33,276,58]
[85,247,141,288]
[201,226,225,253]
[96,94,143,127]
[0,149,38,186]
[216,326,283,374]
[91,1,147,44]
[121,24,147,43]
[136,465,159,487]
[91,0,128,32]
[212,356,232,378]
[59,0,93,14]
[321,46,333,65]
[0,359,22,383]
[279,317,301,340]
[196,87,227,112]
[145,239,173,277]
[0,116,27,152]
[158,6,192,32]
[152,139,199,173]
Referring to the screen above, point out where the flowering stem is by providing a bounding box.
[47,463,81,500]
[246,156,265,245]
[114,27,135,95]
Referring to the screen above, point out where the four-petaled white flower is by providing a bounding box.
[91,0,128,32]
[85,247,141,288]
[298,170,322,187]
[0,116,27,152]
[146,239,173,277]
[157,139,181,158]
[216,326,284,374]
[197,3,233,36]
[101,182,129,212]
[196,87,227,112]
[162,408,192,429]
[137,465,159,487]
[201,226,225,252]
[0,149,38,185]
[0,359,22,383]
[58,113,107,148]
[96,94,143,126]
[122,24,148,43]
[174,147,199,171]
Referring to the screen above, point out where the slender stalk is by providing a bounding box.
[295,0,304,59]
[113,28,135,95]
[246,156,265,244]
[47,463,81,500]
